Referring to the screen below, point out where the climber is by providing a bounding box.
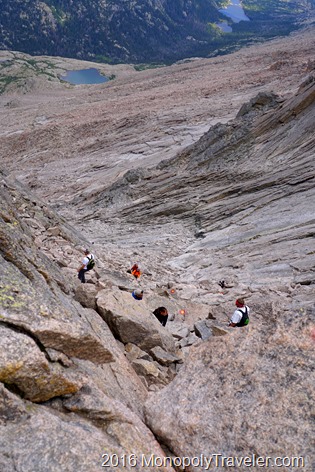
[153,307,169,327]
[218,279,234,289]
[130,263,141,279]
[228,298,250,327]
[77,249,95,284]
[132,289,143,300]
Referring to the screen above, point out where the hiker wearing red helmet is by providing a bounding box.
[228,298,250,327]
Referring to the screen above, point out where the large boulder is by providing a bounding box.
[194,319,229,340]
[74,308,148,418]
[74,283,98,309]
[96,290,176,353]
[0,324,82,402]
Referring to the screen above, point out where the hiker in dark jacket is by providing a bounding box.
[153,307,169,327]
[228,298,250,327]
[77,249,95,283]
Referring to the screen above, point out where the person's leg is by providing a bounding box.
[78,269,86,283]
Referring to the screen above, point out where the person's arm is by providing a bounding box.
[228,310,241,327]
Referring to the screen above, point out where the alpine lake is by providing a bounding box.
[60,68,109,85]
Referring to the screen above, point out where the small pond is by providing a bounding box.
[60,68,109,85]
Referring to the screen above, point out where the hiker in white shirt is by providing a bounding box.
[229,298,250,327]
[77,249,95,283]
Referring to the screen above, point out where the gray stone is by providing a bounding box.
[124,343,152,361]
[150,346,181,366]
[131,359,160,380]
[294,273,315,285]
[46,226,61,236]
[290,255,315,272]
[194,320,213,340]
[211,325,229,336]
[167,323,190,340]
[32,318,115,364]
[46,348,73,367]
[186,332,200,346]
[99,270,134,291]
[178,337,189,348]
[236,91,282,117]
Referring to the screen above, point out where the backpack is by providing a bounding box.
[86,255,95,271]
[236,307,249,327]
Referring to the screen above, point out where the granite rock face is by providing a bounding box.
[0,384,174,472]
[0,174,177,470]
[145,304,315,470]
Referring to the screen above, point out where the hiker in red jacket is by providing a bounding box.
[131,263,141,279]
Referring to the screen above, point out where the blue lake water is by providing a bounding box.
[60,68,109,85]
[219,0,250,24]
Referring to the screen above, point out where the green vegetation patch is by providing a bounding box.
[94,55,115,64]
[0,76,19,94]
[134,63,166,71]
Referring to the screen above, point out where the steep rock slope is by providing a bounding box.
[89,74,315,471]
[79,78,313,470]
[0,173,179,471]
[87,76,315,294]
